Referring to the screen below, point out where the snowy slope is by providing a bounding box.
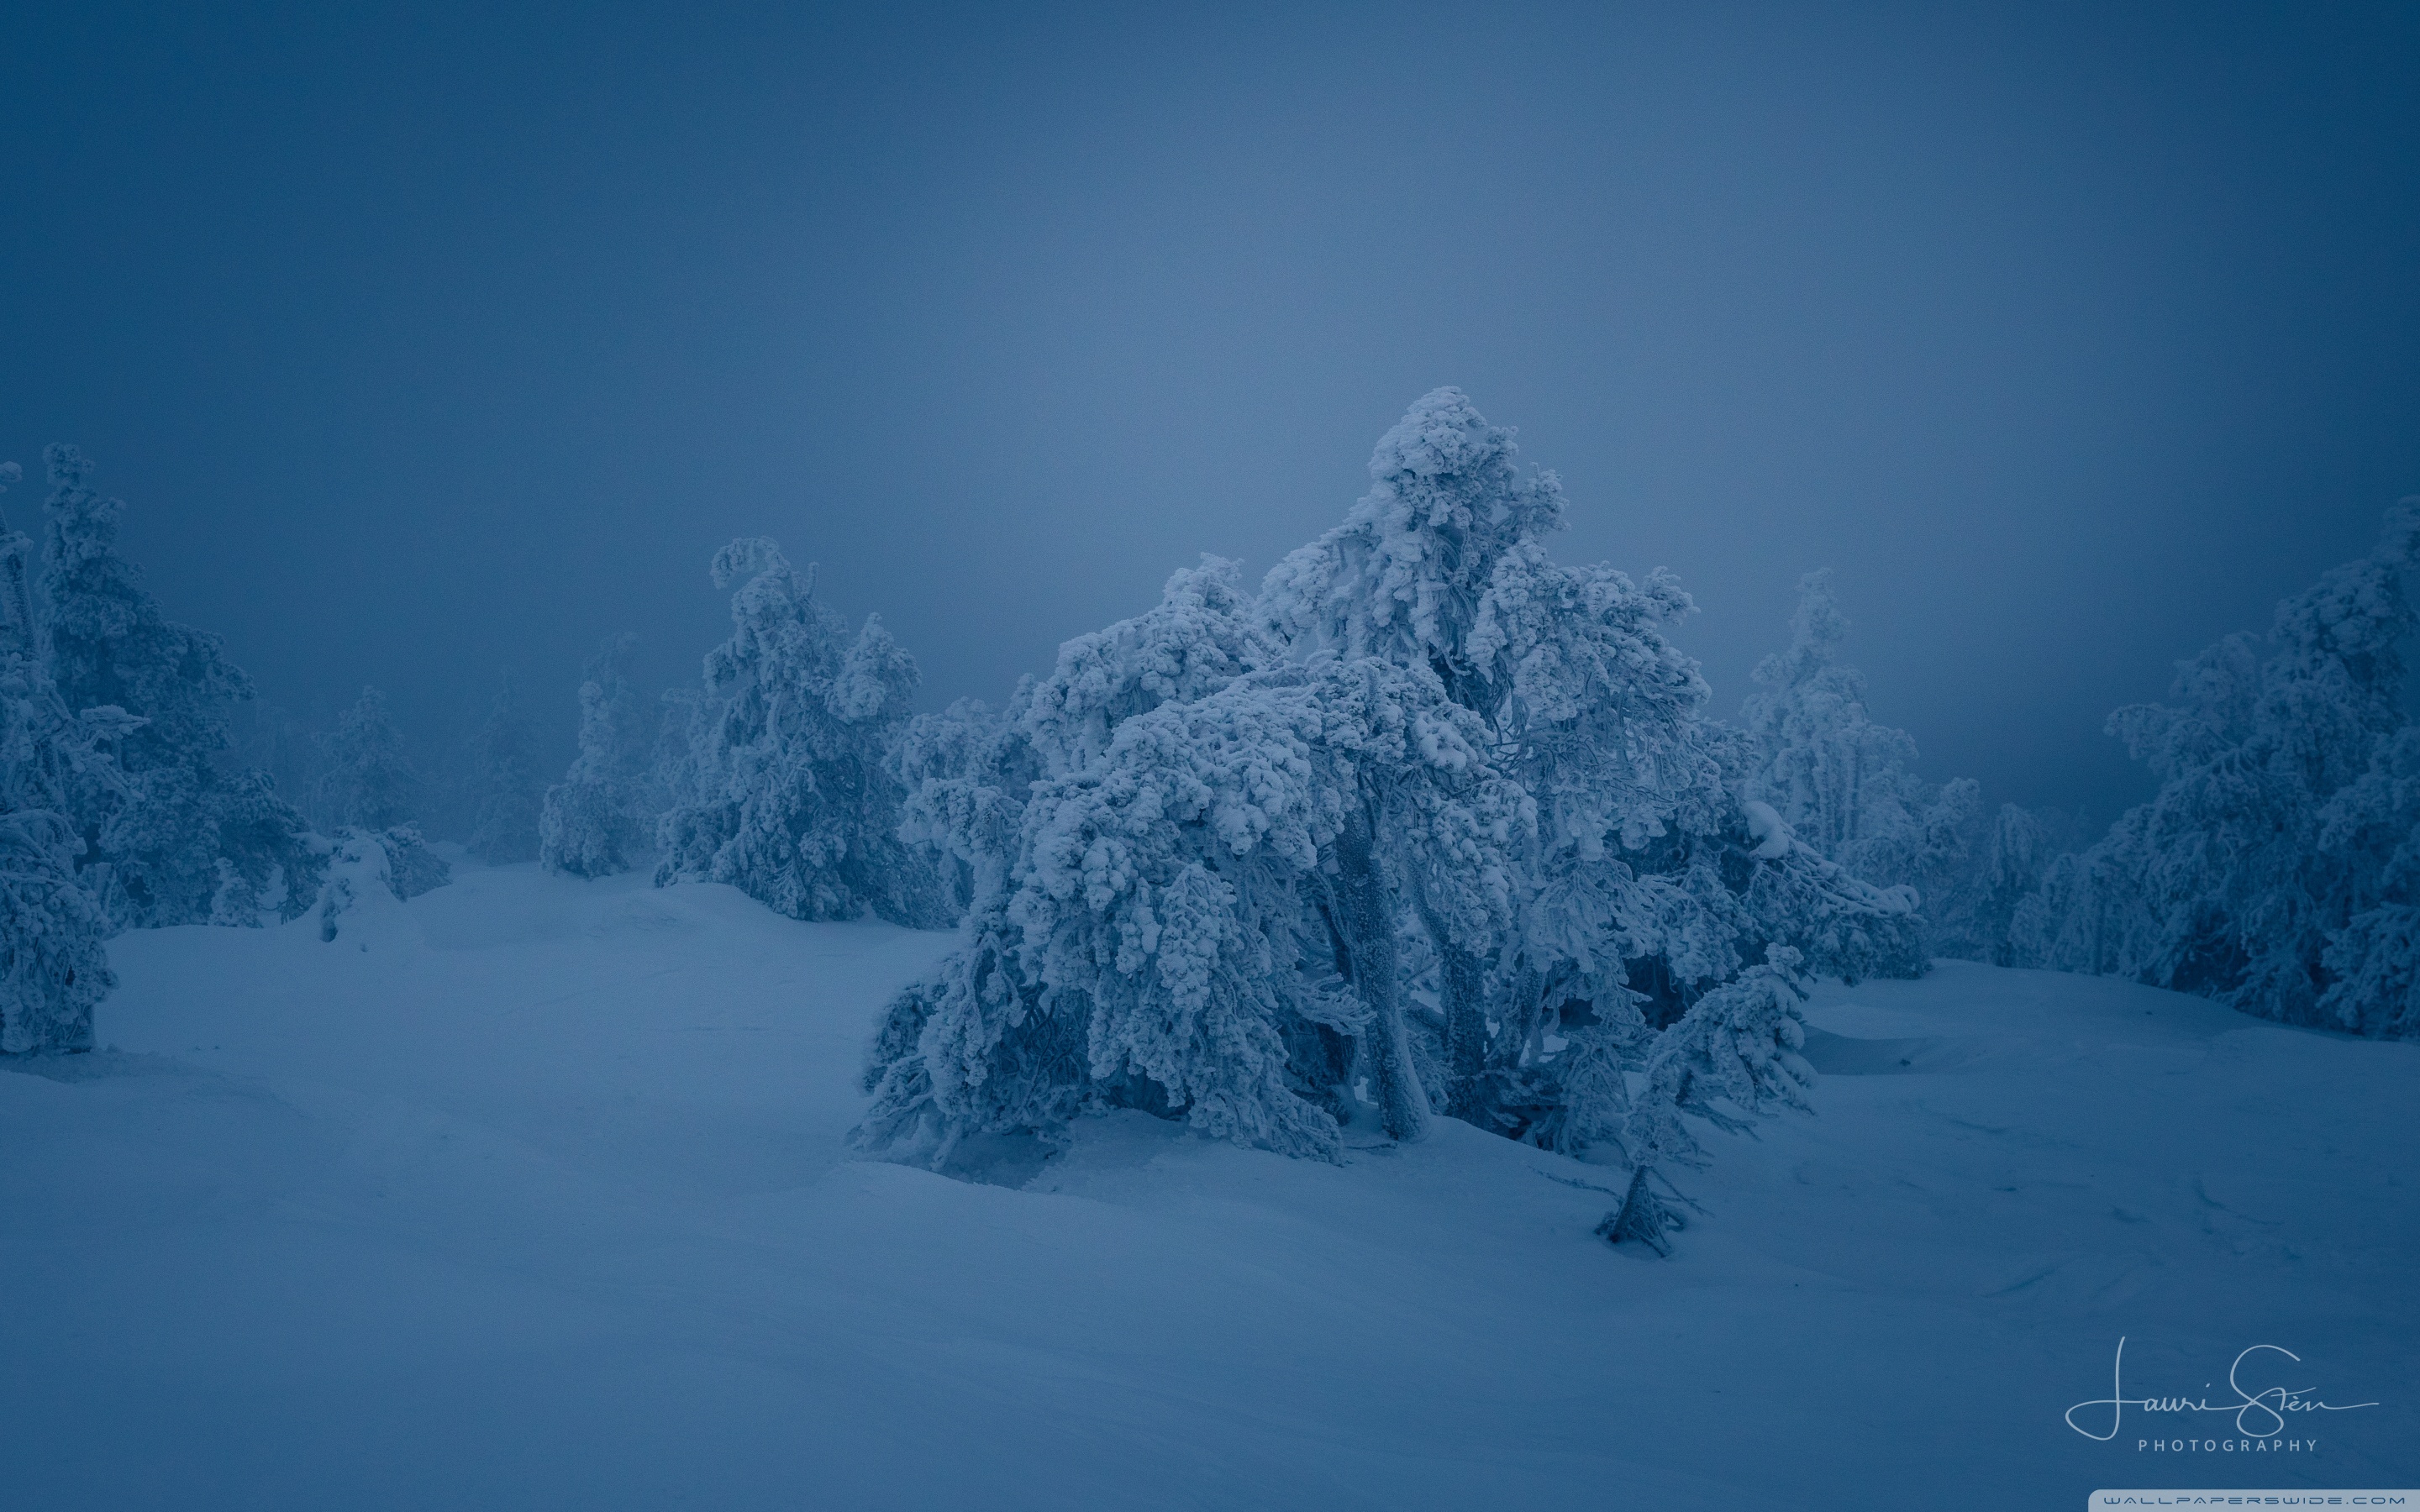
[4,863,2414,1510]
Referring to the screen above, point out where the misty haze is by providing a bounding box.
[3,6,2415,1511]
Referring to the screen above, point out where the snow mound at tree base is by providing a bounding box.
[3,864,2413,1511]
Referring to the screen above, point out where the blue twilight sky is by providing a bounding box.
[3,1,2417,816]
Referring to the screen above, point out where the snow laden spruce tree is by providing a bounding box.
[655,539,953,926]
[38,445,318,927]
[0,461,116,1052]
[857,390,1913,1246]
[539,633,655,878]
[2015,501,2420,1036]
[1601,950,1816,1254]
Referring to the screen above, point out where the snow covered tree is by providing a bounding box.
[1742,572,1923,874]
[1459,535,1914,1142]
[1732,805,1929,985]
[2017,502,2420,1032]
[858,558,1283,1159]
[860,390,1909,1191]
[228,701,326,834]
[1249,390,1559,1128]
[1255,388,1565,695]
[655,538,951,926]
[316,686,419,832]
[540,634,655,877]
[863,407,1570,1164]
[301,685,449,914]
[312,824,447,940]
[1739,570,1980,939]
[0,463,116,1052]
[892,695,1020,911]
[1596,948,1814,1252]
[462,669,545,864]
[37,444,317,927]
[1616,948,1816,1169]
[1927,801,2077,965]
[862,651,1523,1163]
[2311,725,2420,1037]
[1254,391,1907,1130]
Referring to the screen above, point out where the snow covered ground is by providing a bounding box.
[5,861,2414,1510]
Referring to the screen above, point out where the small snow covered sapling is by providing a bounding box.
[1598,948,1817,1254]
[1594,1166,1694,1259]
[310,825,448,942]
[1620,948,1817,1168]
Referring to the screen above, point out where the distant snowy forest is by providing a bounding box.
[7,391,2417,1244]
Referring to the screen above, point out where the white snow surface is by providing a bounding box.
[5,863,2415,1509]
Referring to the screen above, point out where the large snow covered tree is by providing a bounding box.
[1458,537,1920,1143]
[2015,502,2420,1034]
[38,444,318,927]
[539,634,655,878]
[0,462,116,1051]
[860,554,1522,1162]
[860,390,1908,1191]
[462,669,545,864]
[863,557,1282,1158]
[654,538,952,927]
[1253,391,1911,1129]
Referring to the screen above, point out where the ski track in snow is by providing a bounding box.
[4,863,2415,1509]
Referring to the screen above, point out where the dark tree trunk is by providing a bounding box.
[1418,898,1490,1121]
[1333,805,1427,1142]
